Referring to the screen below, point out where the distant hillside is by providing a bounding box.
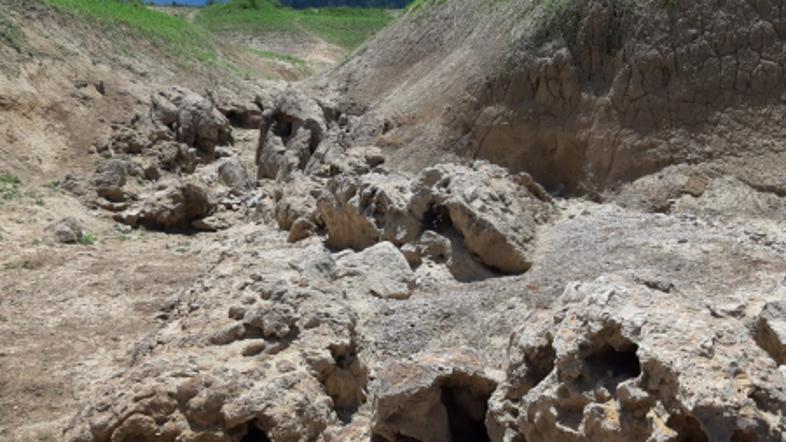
[146,0,413,7]
[196,0,394,50]
[282,0,411,8]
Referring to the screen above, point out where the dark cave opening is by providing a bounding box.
[241,420,271,442]
[731,429,759,442]
[421,204,454,234]
[271,115,296,144]
[584,342,641,381]
[666,414,709,442]
[441,385,491,442]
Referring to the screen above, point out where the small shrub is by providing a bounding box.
[79,232,97,246]
[0,174,22,201]
[0,13,25,52]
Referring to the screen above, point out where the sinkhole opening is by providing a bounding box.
[584,342,641,381]
[241,420,271,442]
[441,385,491,442]
[666,414,709,442]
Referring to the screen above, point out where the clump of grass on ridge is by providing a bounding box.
[43,0,218,63]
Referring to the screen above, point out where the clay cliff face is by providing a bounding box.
[327,0,786,194]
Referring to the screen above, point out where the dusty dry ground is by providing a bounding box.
[0,209,214,440]
[0,4,264,440]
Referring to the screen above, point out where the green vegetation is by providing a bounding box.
[196,0,392,50]
[248,48,306,65]
[0,12,25,52]
[0,174,22,202]
[79,232,97,246]
[406,0,446,13]
[113,224,133,241]
[43,0,218,62]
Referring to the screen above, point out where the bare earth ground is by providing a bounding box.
[0,5,264,440]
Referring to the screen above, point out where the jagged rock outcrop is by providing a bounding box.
[318,169,416,251]
[487,275,786,442]
[64,238,369,442]
[151,86,232,156]
[316,162,551,275]
[114,180,215,231]
[409,163,551,274]
[371,349,498,442]
[256,86,328,180]
[88,87,254,232]
[753,300,786,366]
[335,241,416,300]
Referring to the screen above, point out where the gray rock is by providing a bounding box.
[115,180,214,231]
[256,86,327,180]
[151,86,232,155]
[753,301,786,366]
[336,241,415,300]
[217,156,253,194]
[317,170,418,251]
[409,162,551,274]
[46,217,84,244]
[93,159,128,202]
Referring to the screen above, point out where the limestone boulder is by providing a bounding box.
[318,170,419,251]
[753,301,786,366]
[256,86,327,180]
[115,180,215,231]
[487,275,786,442]
[93,159,129,202]
[46,217,84,244]
[151,86,232,155]
[409,162,552,274]
[336,241,416,300]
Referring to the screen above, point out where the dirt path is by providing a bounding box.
[0,191,217,440]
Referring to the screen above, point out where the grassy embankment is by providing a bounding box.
[41,0,394,74]
[196,0,394,53]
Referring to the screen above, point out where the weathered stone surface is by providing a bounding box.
[409,162,551,274]
[753,301,786,366]
[318,170,417,251]
[217,155,253,194]
[115,180,214,230]
[256,86,327,180]
[46,217,83,244]
[217,99,263,129]
[488,275,786,442]
[64,240,368,442]
[151,86,232,155]
[336,241,415,300]
[316,162,550,275]
[371,349,498,442]
[273,174,323,232]
[93,159,128,202]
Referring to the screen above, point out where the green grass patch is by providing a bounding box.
[0,12,25,52]
[299,8,391,49]
[197,0,393,50]
[42,0,218,63]
[79,232,97,246]
[0,174,22,202]
[406,0,447,13]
